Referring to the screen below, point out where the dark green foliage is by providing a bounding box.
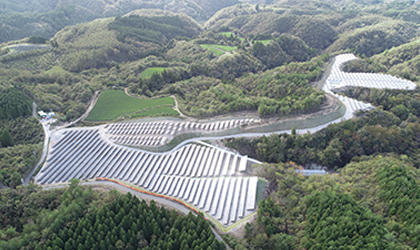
[0,144,41,187]
[0,129,14,147]
[0,5,97,43]
[108,15,200,44]
[291,16,338,50]
[42,193,223,250]
[28,36,48,44]
[251,35,316,70]
[302,190,389,249]
[0,180,120,249]
[376,164,420,248]
[327,21,418,57]
[0,88,32,120]
[342,58,387,73]
[238,157,420,249]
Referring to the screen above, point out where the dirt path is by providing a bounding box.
[52,91,99,131]
[171,95,187,118]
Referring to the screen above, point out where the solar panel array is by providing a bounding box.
[326,53,416,91]
[35,128,257,226]
[324,53,417,117]
[105,119,255,147]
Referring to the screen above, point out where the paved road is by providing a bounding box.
[44,181,229,248]
[23,103,50,186]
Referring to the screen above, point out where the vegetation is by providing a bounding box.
[170,55,326,117]
[108,15,201,45]
[0,88,32,120]
[86,90,175,121]
[0,0,239,43]
[0,143,41,187]
[2,1,420,249]
[221,156,420,249]
[141,67,167,79]
[0,181,224,250]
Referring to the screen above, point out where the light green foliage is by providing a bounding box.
[141,67,167,79]
[200,44,230,56]
[129,106,179,118]
[86,90,175,121]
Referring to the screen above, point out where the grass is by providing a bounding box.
[44,66,67,75]
[256,178,267,207]
[200,44,224,56]
[211,45,237,51]
[219,32,245,41]
[85,90,175,121]
[256,39,271,45]
[129,106,179,118]
[140,67,166,79]
[200,44,237,56]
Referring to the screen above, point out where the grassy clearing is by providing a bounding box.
[129,106,179,118]
[86,90,175,121]
[256,39,271,45]
[44,66,67,75]
[256,178,267,206]
[200,44,237,56]
[200,44,224,56]
[140,67,167,79]
[211,44,237,51]
[219,32,245,41]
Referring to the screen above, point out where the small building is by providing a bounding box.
[38,111,47,118]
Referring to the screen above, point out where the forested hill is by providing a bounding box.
[0,0,238,43]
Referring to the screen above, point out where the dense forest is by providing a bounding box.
[221,156,420,249]
[0,180,224,250]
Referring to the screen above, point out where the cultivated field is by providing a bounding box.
[85,90,175,121]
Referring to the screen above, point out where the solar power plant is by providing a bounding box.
[324,53,417,116]
[105,119,255,147]
[326,53,416,91]
[35,128,257,226]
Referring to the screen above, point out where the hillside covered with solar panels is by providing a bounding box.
[3,0,420,249]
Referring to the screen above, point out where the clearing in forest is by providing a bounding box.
[200,44,237,56]
[85,90,175,121]
[140,67,167,79]
[219,32,245,41]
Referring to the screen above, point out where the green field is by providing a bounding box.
[140,67,166,79]
[200,44,237,56]
[85,90,175,121]
[256,39,271,45]
[130,106,179,118]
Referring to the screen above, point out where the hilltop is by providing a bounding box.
[0,0,239,43]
